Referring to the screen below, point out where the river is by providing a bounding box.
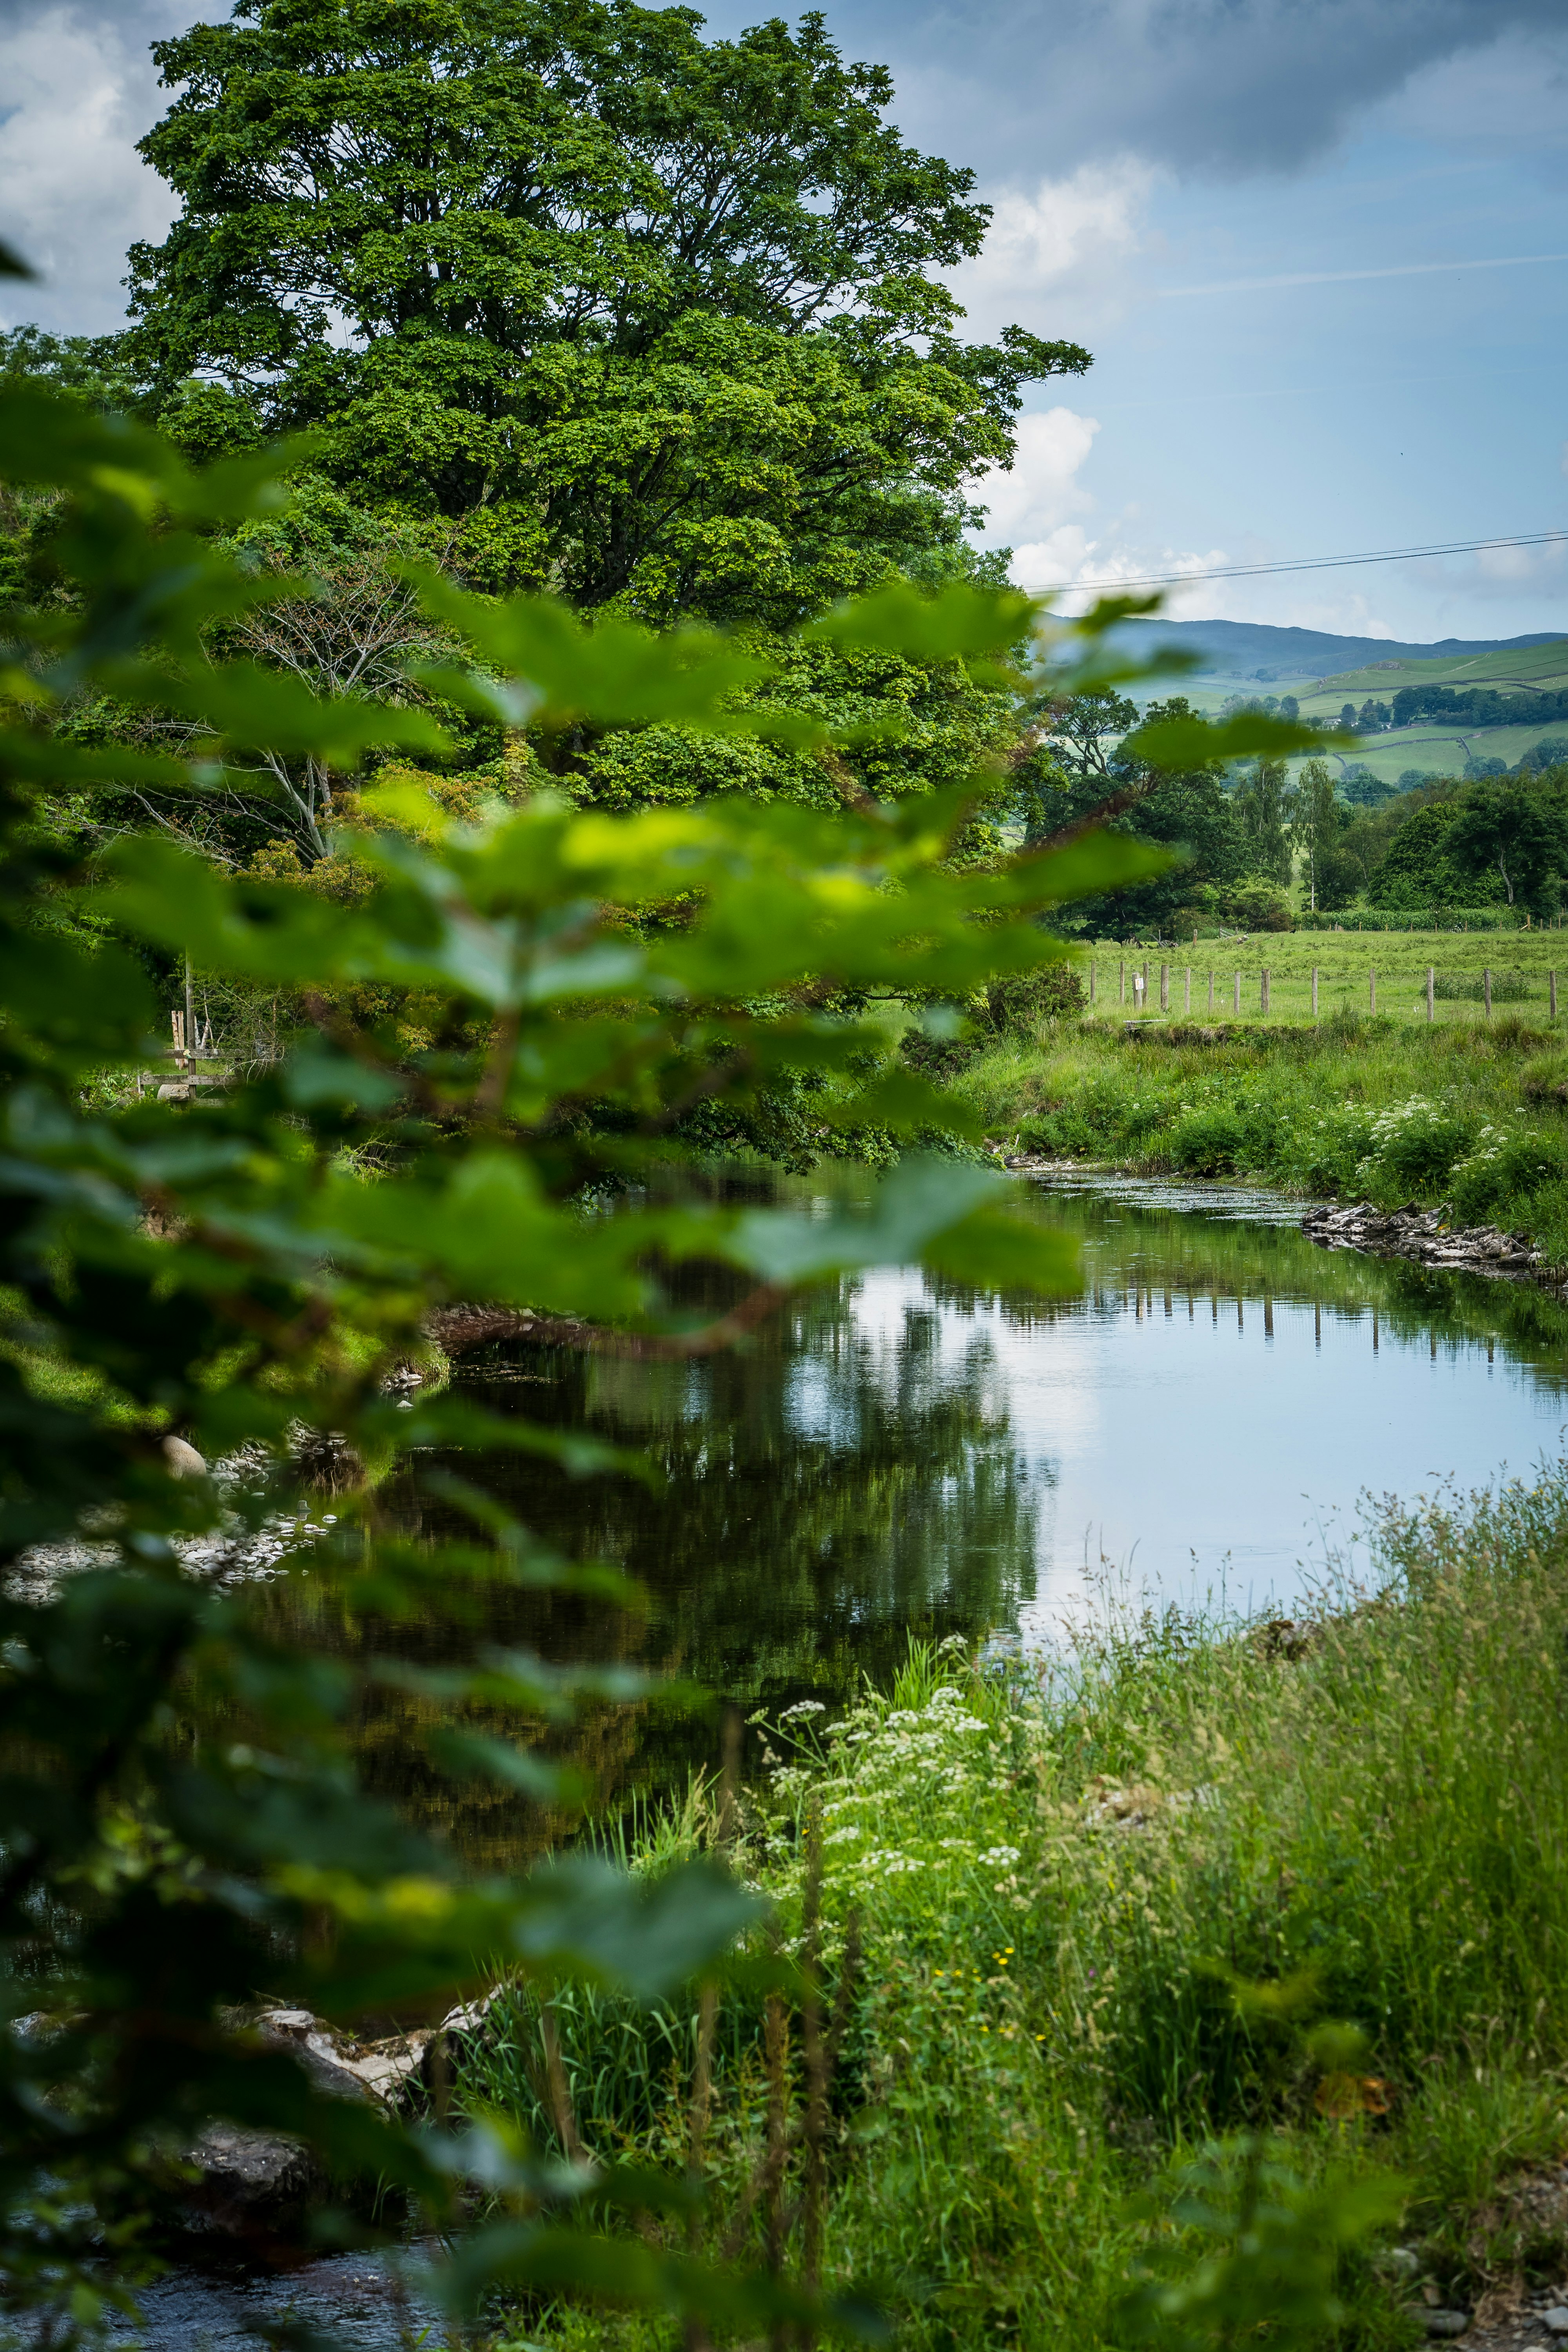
[125,1168,1568,2347]
[328,1165,1568,1866]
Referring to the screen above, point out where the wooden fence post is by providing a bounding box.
[1160,962,1169,1012]
[1426,966,1434,1023]
[1311,965,1318,1020]
[1484,966,1492,1019]
[1232,971,1240,1015]
[1208,969,1214,1012]
[1261,968,1270,1015]
[1184,967,1191,1014]
[1552,969,1559,1020]
[1088,960,1096,1006]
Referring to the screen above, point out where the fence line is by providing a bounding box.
[1076,958,1562,1028]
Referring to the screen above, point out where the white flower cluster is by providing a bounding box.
[978,1846,1022,1868]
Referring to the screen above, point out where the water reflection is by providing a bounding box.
[334,1174,1568,1861]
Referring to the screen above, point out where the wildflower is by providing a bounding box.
[779,1699,827,1720]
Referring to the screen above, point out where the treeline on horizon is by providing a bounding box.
[1027,684,1568,936]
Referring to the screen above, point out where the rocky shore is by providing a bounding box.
[180,1994,503,2242]
[1300,1200,1560,1286]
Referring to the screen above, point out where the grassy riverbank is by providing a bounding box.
[461,1463,1568,2352]
[956,1013,1568,1263]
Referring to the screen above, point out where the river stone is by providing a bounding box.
[1542,2308,1568,2333]
[1423,2314,1469,2339]
[181,2122,318,2241]
[256,2007,429,2106]
[1301,1200,1542,1282]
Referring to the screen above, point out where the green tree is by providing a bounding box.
[1366,800,1492,912]
[1289,757,1339,914]
[125,0,1090,623]
[1020,693,1248,938]
[1448,778,1568,915]
[1233,754,1292,887]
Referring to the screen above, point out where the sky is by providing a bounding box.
[2,0,1567,646]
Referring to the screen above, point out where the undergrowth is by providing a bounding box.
[956,1016,1568,1259]
[461,1461,1568,2350]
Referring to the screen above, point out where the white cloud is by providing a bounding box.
[973,406,1101,543]
[0,6,178,335]
[948,162,1153,337]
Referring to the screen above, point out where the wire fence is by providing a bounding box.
[1083,959,1563,1028]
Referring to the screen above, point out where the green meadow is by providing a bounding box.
[955,996,1568,1259]
[1076,933,1568,1030]
[461,1465,1568,2352]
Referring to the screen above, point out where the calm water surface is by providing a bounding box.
[368,1168,1568,1857]
[137,1172,1568,2345]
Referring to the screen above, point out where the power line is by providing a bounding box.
[1024,528,1568,596]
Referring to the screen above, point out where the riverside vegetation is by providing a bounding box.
[453,1464,1568,2352]
[0,370,1323,2346]
[954,1007,1568,1266]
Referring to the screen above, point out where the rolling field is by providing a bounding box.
[1301,719,1563,783]
[1131,650,1568,776]
[1079,929,1568,1029]
[1295,639,1568,716]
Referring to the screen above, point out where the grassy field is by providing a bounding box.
[1297,720,1563,785]
[1294,642,1568,719]
[1138,643,1568,775]
[952,1002,1568,1260]
[1078,933,1568,1030]
[460,1466,1568,2352]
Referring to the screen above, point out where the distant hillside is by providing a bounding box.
[1117,618,1568,681]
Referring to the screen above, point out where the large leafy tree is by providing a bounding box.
[1233,753,1293,887]
[1446,777,1568,917]
[1018,691,1247,938]
[126,0,1090,622]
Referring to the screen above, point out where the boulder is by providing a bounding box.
[180,2122,319,2243]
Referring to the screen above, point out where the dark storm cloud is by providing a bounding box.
[702,0,1568,180]
[5,0,1566,183]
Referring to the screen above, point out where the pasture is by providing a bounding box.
[1078,929,1568,1030]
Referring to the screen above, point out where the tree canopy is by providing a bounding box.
[1447,778,1568,916]
[1018,691,1248,938]
[127,0,1090,621]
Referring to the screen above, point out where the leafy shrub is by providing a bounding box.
[1167,1105,1249,1176]
[1221,876,1294,931]
[983,960,1085,1034]
[0,379,1168,2344]
[1354,1096,1473,1196]
[1433,969,1533,1001]
[1284,1104,1379,1194]
[1448,1125,1564,1222]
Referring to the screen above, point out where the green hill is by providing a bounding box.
[1296,640,1568,716]
[1118,617,1566,681]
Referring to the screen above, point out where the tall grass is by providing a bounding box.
[472,1464,1568,2350]
[957,1017,1568,1257]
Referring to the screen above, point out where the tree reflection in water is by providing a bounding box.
[271,1263,1037,1868]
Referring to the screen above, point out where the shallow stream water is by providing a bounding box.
[128,1169,1568,2345]
[283,1163,1568,1867]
